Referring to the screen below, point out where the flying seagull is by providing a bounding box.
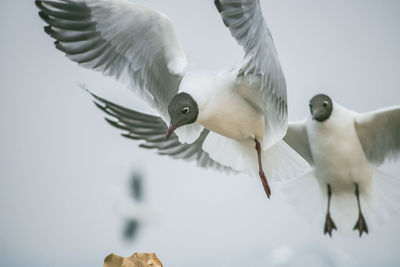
[284,94,400,237]
[115,171,158,241]
[123,172,144,240]
[36,0,308,198]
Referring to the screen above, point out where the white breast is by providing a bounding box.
[180,71,264,141]
[308,103,373,193]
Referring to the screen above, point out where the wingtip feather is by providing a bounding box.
[43,25,52,34]
[214,0,223,13]
[35,0,43,10]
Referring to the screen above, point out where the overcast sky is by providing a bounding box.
[0,0,399,266]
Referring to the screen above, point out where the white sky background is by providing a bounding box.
[0,0,399,266]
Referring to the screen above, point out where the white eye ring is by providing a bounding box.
[182,107,189,114]
[323,101,329,107]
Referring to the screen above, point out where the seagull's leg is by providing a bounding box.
[324,184,337,237]
[254,138,271,199]
[353,183,368,237]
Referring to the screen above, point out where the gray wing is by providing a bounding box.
[355,106,400,165]
[283,120,313,164]
[215,0,287,149]
[36,0,187,119]
[91,93,232,172]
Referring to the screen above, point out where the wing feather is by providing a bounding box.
[355,106,400,165]
[36,0,187,119]
[283,120,313,164]
[90,92,232,172]
[215,0,287,149]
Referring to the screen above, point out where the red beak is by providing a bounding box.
[166,124,177,139]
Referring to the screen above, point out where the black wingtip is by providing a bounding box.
[104,117,119,126]
[43,25,52,34]
[54,40,63,51]
[85,88,106,103]
[139,143,155,149]
[38,10,50,23]
[93,101,106,112]
[75,82,92,96]
[104,118,128,131]
[35,0,43,9]
[89,93,109,111]
[214,0,223,13]
[213,0,229,27]
[122,133,141,140]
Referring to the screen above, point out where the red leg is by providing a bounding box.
[254,139,271,199]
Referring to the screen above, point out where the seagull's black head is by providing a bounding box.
[309,94,333,122]
[166,92,199,138]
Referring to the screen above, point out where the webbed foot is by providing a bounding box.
[353,213,368,237]
[324,212,337,237]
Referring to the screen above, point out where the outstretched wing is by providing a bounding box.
[283,120,313,164]
[354,106,400,165]
[91,92,232,172]
[215,0,287,149]
[36,0,187,119]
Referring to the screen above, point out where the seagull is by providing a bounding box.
[123,172,145,240]
[284,94,400,237]
[115,171,158,240]
[36,0,308,198]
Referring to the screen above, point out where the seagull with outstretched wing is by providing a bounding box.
[36,0,308,198]
[284,94,400,237]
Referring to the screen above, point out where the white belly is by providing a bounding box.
[197,84,264,141]
[179,71,265,141]
[309,120,373,194]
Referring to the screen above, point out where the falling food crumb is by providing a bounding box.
[103,252,162,267]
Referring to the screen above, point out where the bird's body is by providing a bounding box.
[284,94,400,236]
[181,72,265,142]
[308,103,372,193]
[36,0,309,198]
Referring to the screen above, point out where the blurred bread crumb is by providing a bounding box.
[104,252,162,267]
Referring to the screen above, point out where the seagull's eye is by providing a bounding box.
[323,101,328,107]
[182,107,189,114]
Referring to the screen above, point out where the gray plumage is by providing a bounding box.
[36,0,307,185]
[283,95,400,235]
[283,121,313,164]
[285,99,400,167]
[355,106,400,165]
[36,0,187,119]
[215,0,287,149]
[91,92,231,172]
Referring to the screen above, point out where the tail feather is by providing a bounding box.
[371,168,400,226]
[282,171,324,221]
[202,131,310,181]
[283,168,400,234]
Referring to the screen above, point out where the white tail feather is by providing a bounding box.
[282,171,324,222]
[283,168,400,234]
[202,131,309,181]
[370,168,400,227]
